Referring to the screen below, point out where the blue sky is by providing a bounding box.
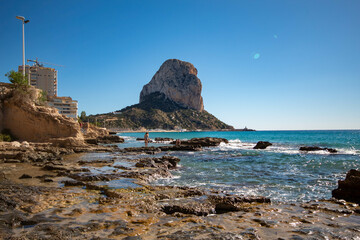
[1,0,359,130]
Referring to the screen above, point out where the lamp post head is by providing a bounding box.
[16,16,25,21]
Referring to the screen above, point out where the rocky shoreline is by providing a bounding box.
[1,138,360,239]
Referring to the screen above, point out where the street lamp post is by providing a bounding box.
[16,16,30,84]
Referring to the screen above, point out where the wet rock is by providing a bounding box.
[152,186,205,200]
[4,159,21,163]
[155,137,174,142]
[0,194,17,210]
[67,173,123,182]
[160,230,207,240]
[42,164,70,172]
[0,210,27,228]
[159,145,202,152]
[65,208,84,217]
[208,195,270,213]
[253,141,272,149]
[78,159,115,165]
[122,147,161,154]
[135,158,157,168]
[122,236,142,240]
[114,165,132,170]
[332,169,360,203]
[135,156,180,170]
[162,201,215,216]
[63,180,86,187]
[63,180,104,191]
[208,232,243,240]
[43,178,54,182]
[240,228,261,240]
[19,223,84,239]
[97,135,125,144]
[252,218,277,228]
[85,138,98,145]
[299,146,337,153]
[103,189,124,199]
[19,174,32,179]
[35,174,56,179]
[176,137,228,147]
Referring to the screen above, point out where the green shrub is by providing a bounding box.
[0,129,13,142]
[0,134,12,142]
[38,90,47,104]
[5,70,28,91]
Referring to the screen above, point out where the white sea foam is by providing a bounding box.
[212,139,253,151]
[211,140,359,156]
[121,135,135,140]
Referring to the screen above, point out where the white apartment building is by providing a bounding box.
[47,96,78,119]
[19,64,58,97]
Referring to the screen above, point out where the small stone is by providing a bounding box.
[19,174,32,179]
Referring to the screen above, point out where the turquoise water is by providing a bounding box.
[118,130,360,202]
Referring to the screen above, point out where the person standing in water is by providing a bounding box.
[144,132,149,147]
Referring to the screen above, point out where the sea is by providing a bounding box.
[117,130,360,203]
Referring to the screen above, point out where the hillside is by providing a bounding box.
[88,92,233,130]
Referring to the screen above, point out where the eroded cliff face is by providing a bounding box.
[0,83,83,142]
[139,59,204,112]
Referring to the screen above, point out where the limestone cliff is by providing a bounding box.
[0,82,83,142]
[140,59,204,111]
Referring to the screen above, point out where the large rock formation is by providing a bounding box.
[140,59,204,111]
[89,59,233,131]
[0,83,83,142]
[332,169,360,203]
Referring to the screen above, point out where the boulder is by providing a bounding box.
[253,141,272,149]
[135,156,180,170]
[332,169,360,203]
[299,146,337,153]
[176,137,228,147]
[139,59,204,111]
[96,135,124,144]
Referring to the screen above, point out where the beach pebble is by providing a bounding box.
[11,141,21,148]
[21,141,30,148]
[19,174,32,179]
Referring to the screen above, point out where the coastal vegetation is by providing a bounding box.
[5,70,28,90]
[0,129,12,142]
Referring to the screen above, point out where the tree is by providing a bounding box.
[80,111,87,122]
[5,70,28,90]
[38,90,47,104]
